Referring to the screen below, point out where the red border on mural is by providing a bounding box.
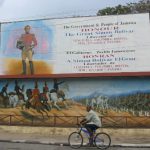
[0,72,150,78]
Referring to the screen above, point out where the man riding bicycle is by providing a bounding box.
[80,105,102,144]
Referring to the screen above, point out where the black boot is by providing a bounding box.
[29,61,34,75]
[22,60,26,75]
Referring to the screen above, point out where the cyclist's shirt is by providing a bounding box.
[85,110,101,127]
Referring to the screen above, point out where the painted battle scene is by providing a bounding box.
[0,77,150,127]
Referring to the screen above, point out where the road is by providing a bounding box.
[0,142,149,150]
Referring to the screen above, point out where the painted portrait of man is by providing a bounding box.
[0,20,54,76]
[17,25,37,75]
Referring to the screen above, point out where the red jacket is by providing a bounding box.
[20,33,37,49]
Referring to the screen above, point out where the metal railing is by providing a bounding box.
[0,115,150,128]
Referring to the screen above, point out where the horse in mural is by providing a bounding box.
[48,89,68,110]
[22,89,50,118]
[6,85,26,108]
[0,94,9,108]
[89,96,109,114]
[22,88,68,115]
[0,82,68,118]
[8,92,19,108]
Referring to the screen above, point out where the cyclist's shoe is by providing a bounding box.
[87,142,94,147]
[87,137,95,147]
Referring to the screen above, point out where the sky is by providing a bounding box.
[0,0,140,22]
[1,77,150,98]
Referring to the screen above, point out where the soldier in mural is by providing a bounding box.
[0,83,9,108]
[0,83,9,97]
[43,81,49,92]
[31,81,40,106]
[43,81,51,103]
[53,79,66,102]
[53,79,65,92]
[40,87,51,111]
[14,80,24,101]
[16,25,37,75]
[0,77,150,127]
[30,81,50,118]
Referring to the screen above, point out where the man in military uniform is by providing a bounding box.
[14,80,24,100]
[53,79,65,92]
[0,83,9,108]
[30,81,40,107]
[17,25,37,75]
[43,81,49,92]
[0,83,9,97]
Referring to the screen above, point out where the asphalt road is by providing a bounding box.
[0,142,150,150]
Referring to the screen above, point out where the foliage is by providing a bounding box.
[97,0,150,16]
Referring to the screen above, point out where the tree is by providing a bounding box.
[97,0,150,16]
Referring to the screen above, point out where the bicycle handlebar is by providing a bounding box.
[76,123,84,128]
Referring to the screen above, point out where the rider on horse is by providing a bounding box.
[0,83,9,108]
[53,79,65,92]
[31,82,40,107]
[14,80,24,101]
[43,81,49,92]
[0,83,9,97]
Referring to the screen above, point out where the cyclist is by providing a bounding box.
[80,105,102,145]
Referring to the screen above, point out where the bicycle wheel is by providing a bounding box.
[68,132,83,149]
[94,132,111,149]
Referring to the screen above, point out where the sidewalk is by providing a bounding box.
[0,126,150,148]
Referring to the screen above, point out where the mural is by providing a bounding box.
[0,20,54,75]
[0,77,150,119]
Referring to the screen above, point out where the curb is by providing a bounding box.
[0,140,150,148]
[0,140,69,146]
[111,144,150,148]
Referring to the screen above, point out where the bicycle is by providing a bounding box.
[68,124,111,149]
